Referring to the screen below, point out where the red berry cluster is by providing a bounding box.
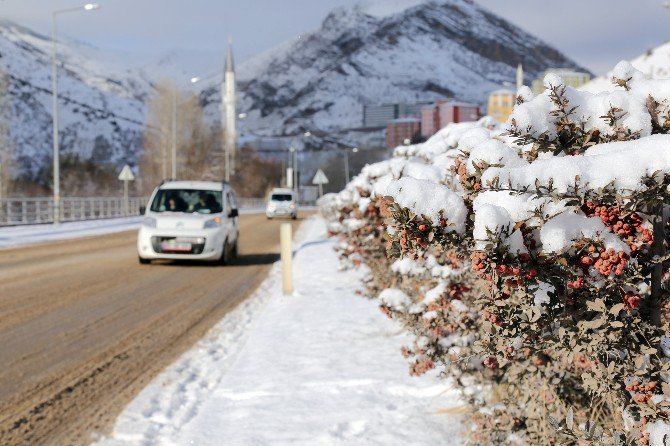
[483,356,499,369]
[581,202,653,253]
[494,264,538,289]
[567,276,585,290]
[471,251,488,273]
[409,357,435,376]
[623,291,641,310]
[480,309,503,327]
[626,380,657,404]
[578,245,630,277]
[573,353,592,370]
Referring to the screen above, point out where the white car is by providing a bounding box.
[266,188,298,219]
[137,180,239,264]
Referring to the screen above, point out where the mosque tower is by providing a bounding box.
[222,39,236,180]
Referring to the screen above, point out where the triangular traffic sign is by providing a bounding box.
[118,164,135,181]
[312,169,329,185]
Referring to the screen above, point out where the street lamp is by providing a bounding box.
[169,75,203,180]
[343,147,359,185]
[51,3,99,223]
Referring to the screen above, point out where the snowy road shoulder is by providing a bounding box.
[0,217,142,249]
[94,216,464,446]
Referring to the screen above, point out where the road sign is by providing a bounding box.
[312,169,329,197]
[118,165,135,216]
[118,164,135,181]
[312,169,329,185]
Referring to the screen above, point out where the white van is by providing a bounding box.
[137,180,239,264]
[266,188,298,220]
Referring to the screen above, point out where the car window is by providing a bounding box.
[150,189,223,214]
[270,194,293,201]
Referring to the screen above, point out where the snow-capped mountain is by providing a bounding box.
[0,19,152,179]
[202,0,588,136]
[580,41,670,93]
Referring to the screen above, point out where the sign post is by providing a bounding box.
[118,164,135,216]
[311,169,329,197]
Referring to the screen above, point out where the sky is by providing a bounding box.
[1,0,669,76]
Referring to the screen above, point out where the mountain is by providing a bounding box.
[580,41,670,93]
[201,0,589,137]
[0,19,152,180]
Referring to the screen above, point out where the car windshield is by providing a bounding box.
[270,194,293,201]
[150,189,223,214]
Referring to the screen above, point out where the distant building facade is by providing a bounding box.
[420,100,480,138]
[531,68,591,94]
[487,89,516,124]
[363,102,433,128]
[386,118,421,148]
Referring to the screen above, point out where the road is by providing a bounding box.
[0,213,307,446]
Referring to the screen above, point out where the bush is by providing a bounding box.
[320,62,670,445]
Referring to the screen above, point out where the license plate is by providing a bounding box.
[161,242,192,252]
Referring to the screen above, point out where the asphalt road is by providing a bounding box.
[0,213,307,445]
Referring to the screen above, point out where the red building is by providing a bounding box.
[386,118,421,148]
[421,101,480,139]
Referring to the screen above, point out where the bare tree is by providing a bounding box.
[0,67,12,201]
[139,81,221,194]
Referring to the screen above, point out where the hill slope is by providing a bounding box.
[0,19,151,180]
[202,0,588,136]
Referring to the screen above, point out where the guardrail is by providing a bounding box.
[0,196,282,226]
[0,197,149,226]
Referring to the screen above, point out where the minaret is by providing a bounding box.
[516,63,524,90]
[222,38,236,181]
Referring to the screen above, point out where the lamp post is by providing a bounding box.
[168,76,202,180]
[51,3,99,224]
[343,147,359,185]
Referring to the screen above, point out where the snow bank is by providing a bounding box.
[385,177,466,232]
[483,135,670,196]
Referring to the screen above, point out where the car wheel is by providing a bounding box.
[218,240,229,265]
[138,256,150,265]
[231,240,238,259]
[291,214,297,220]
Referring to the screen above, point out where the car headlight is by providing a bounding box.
[267,203,276,210]
[289,203,296,209]
[143,216,157,228]
[204,216,222,228]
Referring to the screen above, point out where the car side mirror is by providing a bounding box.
[139,206,146,215]
[228,208,239,218]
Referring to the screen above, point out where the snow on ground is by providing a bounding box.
[94,216,464,446]
[0,217,142,249]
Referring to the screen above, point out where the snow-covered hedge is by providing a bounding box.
[321,62,670,445]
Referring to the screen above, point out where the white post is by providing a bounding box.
[286,167,294,189]
[280,223,293,295]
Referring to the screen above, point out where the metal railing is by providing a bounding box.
[0,197,149,226]
[0,196,317,226]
